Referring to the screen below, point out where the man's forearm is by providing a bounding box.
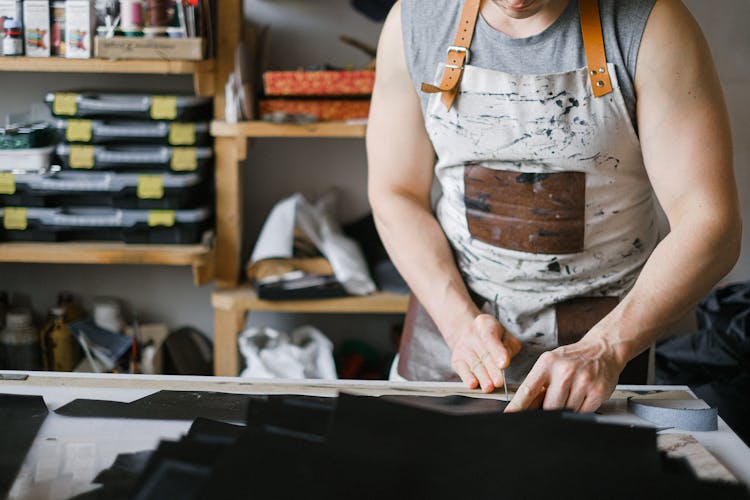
[588,213,742,366]
[371,191,479,347]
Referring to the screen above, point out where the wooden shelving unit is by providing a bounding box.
[0,242,214,286]
[2,1,243,289]
[211,120,367,138]
[212,287,408,376]
[0,57,217,97]
[213,287,408,314]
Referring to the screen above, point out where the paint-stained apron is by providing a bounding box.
[396,0,658,383]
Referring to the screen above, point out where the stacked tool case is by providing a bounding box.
[0,91,214,244]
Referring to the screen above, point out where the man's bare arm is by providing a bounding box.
[367,3,521,392]
[508,0,741,412]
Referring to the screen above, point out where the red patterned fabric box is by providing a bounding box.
[263,70,375,97]
[259,99,370,121]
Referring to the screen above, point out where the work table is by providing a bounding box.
[1,371,748,499]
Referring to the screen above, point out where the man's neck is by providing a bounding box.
[481,0,570,39]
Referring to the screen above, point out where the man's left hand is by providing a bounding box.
[504,336,625,413]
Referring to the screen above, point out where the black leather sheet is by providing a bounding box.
[0,394,48,498]
[55,390,254,422]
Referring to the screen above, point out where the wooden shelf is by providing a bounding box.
[0,57,215,75]
[212,286,408,314]
[211,120,367,138]
[0,57,217,96]
[0,241,214,286]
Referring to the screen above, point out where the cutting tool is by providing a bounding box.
[492,300,509,401]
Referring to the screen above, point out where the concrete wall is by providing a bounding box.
[0,0,746,356]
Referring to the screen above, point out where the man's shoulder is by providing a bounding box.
[600,0,656,24]
[400,0,463,25]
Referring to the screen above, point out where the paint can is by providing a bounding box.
[119,0,144,29]
[2,18,23,56]
[145,0,173,27]
[51,1,66,56]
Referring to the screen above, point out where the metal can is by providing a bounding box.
[2,18,23,56]
[52,1,67,56]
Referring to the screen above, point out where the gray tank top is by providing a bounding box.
[401,0,655,128]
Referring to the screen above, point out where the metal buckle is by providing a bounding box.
[446,45,470,65]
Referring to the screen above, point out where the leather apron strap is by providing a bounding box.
[579,0,613,97]
[422,0,614,110]
[420,0,482,110]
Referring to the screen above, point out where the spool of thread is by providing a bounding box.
[119,0,145,29]
[145,0,173,27]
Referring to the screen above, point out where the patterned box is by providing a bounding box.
[262,70,375,97]
[259,99,370,121]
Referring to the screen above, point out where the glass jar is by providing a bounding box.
[0,308,41,370]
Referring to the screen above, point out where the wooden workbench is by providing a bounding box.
[1,372,748,499]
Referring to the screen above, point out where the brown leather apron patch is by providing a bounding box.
[555,296,648,384]
[555,297,619,346]
[464,165,586,254]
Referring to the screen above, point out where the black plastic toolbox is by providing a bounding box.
[45,92,213,121]
[0,170,211,209]
[0,206,212,244]
[54,119,212,146]
[56,143,213,173]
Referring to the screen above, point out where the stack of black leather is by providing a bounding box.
[77,393,750,500]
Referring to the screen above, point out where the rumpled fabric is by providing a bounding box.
[656,282,750,445]
[238,326,338,380]
[249,192,376,296]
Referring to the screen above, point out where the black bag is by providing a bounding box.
[656,282,750,445]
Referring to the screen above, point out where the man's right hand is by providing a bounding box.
[449,314,522,393]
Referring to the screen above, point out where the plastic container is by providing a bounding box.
[3,18,23,56]
[1,122,57,149]
[54,119,211,146]
[56,143,213,174]
[0,308,41,371]
[0,170,211,209]
[0,146,56,172]
[0,206,212,244]
[92,299,124,333]
[45,91,213,121]
[40,307,81,372]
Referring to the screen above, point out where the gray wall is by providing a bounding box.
[0,1,746,353]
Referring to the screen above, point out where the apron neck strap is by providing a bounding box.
[579,0,613,97]
[420,0,482,110]
[422,0,613,111]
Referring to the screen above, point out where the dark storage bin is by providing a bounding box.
[0,207,212,244]
[0,171,211,209]
[54,119,211,146]
[45,92,212,121]
[56,144,213,174]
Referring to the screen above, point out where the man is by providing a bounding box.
[366,0,741,412]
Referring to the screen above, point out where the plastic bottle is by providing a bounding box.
[93,299,125,333]
[0,308,41,371]
[0,292,8,330]
[57,292,86,323]
[3,18,24,57]
[40,307,82,372]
